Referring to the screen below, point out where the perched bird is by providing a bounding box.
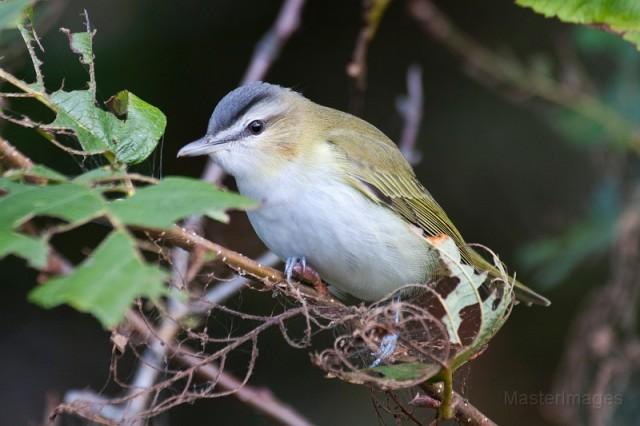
[178,82,550,307]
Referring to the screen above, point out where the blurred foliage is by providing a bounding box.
[519,179,620,286]
[518,26,638,288]
[0,0,32,33]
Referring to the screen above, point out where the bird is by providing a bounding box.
[177,81,550,307]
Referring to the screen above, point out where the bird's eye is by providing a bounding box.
[247,120,265,135]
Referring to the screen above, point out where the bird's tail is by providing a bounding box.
[465,246,551,307]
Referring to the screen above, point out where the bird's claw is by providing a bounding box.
[284,256,329,297]
[284,256,306,282]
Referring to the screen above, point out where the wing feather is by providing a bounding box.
[323,119,550,306]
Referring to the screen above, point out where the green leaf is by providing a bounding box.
[71,166,126,184]
[28,230,168,327]
[369,362,440,381]
[108,176,256,228]
[47,89,167,164]
[0,0,32,32]
[3,164,67,181]
[0,178,105,228]
[516,0,640,50]
[0,228,47,268]
[66,31,93,65]
[106,91,167,164]
[49,90,114,154]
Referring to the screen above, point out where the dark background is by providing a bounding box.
[0,0,617,425]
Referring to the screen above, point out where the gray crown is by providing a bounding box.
[207,82,283,134]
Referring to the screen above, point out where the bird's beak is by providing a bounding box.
[177,136,220,157]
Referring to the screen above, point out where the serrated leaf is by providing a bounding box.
[516,0,640,50]
[0,228,47,268]
[106,91,167,164]
[0,0,32,32]
[28,230,168,327]
[0,178,105,228]
[108,176,256,228]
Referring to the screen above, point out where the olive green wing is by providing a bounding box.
[325,122,550,307]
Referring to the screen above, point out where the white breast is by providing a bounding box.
[233,151,432,301]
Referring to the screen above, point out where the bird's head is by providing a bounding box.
[177,82,314,179]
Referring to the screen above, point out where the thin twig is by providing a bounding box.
[242,0,306,83]
[397,64,423,165]
[125,311,316,426]
[347,0,393,114]
[123,251,279,421]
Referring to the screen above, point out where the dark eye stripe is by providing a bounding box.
[226,92,271,129]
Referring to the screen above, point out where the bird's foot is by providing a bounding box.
[284,256,305,282]
[284,256,329,297]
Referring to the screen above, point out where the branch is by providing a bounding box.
[412,383,497,426]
